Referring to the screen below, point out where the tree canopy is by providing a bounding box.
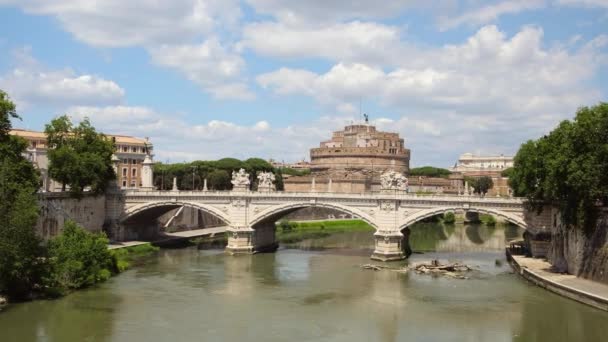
[409,166,451,178]
[465,176,494,196]
[45,115,115,197]
[153,157,282,191]
[509,103,608,232]
[0,90,44,299]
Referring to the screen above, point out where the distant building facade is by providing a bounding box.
[450,153,514,196]
[268,159,311,170]
[451,153,513,174]
[10,129,152,191]
[284,123,411,193]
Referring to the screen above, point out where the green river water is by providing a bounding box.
[1,223,607,342]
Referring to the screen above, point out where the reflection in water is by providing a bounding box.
[1,223,607,342]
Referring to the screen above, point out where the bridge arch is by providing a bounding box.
[120,200,232,226]
[398,206,528,231]
[250,202,379,230]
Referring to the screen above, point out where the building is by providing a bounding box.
[284,123,411,193]
[311,124,410,173]
[451,153,513,174]
[9,129,153,191]
[450,153,514,196]
[268,159,311,170]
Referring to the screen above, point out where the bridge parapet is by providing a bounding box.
[110,189,529,261]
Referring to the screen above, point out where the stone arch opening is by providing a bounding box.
[119,201,231,241]
[398,207,528,232]
[245,202,379,253]
[397,207,527,256]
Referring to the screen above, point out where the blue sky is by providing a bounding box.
[0,0,606,167]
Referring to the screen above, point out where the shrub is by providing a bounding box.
[443,212,456,224]
[279,220,295,233]
[47,221,114,290]
[485,215,497,226]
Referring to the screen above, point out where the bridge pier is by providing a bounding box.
[225,225,278,255]
[371,232,406,261]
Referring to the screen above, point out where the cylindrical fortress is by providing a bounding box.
[309,124,410,174]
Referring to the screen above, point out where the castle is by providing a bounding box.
[284,123,410,193]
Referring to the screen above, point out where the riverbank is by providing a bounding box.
[277,219,374,244]
[507,250,608,311]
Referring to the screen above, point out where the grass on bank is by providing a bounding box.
[110,243,160,272]
[276,219,374,244]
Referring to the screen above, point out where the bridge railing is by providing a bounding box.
[119,189,524,203]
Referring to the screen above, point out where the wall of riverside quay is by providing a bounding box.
[548,208,608,284]
[37,193,107,239]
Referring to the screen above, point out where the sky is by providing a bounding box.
[0,0,606,167]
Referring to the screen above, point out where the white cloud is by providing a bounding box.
[256,25,606,164]
[437,0,546,31]
[0,0,252,100]
[241,21,404,65]
[0,0,240,47]
[245,0,418,24]
[148,39,254,100]
[67,105,333,162]
[0,49,124,109]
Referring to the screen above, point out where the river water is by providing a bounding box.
[1,223,607,342]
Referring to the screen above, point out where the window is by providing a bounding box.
[132,168,137,177]
[122,180,127,188]
[122,168,127,177]
[122,146,128,152]
[32,141,37,148]
[123,159,127,164]
[132,147,137,153]
[130,180,136,187]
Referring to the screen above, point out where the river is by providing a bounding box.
[1,223,607,342]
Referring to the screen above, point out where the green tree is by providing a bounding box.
[443,212,455,224]
[215,158,245,172]
[509,103,608,232]
[409,166,451,178]
[0,90,45,299]
[467,176,494,196]
[501,167,514,178]
[207,169,231,190]
[47,221,114,290]
[45,115,115,196]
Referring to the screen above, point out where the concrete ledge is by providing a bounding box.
[507,251,608,311]
[370,252,405,262]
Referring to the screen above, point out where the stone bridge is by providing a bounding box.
[105,188,549,261]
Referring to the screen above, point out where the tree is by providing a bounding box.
[509,103,608,232]
[45,115,115,197]
[207,169,231,190]
[47,221,114,290]
[466,176,494,196]
[501,167,514,178]
[0,90,17,140]
[0,90,45,299]
[409,166,451,178]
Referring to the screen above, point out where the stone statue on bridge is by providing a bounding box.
[380,170,408,191]
[257,171,276,192]
[231,168,251,191]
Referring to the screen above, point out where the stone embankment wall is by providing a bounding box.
[548,208,608,284]
[37,193,106,239]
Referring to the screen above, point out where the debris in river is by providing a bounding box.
[360,264,385,271]
[409,260,472,279]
